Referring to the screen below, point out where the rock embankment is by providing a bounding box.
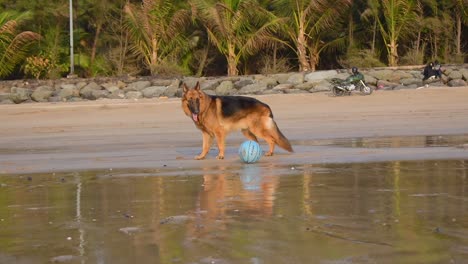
[1,65,467,104]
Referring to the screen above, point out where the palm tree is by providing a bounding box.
[452,0,468,57]
[376,0,420,66]
[272,0,351,72]
[0,12,40,78]
[192,0,284,76]
[124,0,191,75]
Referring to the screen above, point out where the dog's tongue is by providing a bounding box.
[192,113,198,122]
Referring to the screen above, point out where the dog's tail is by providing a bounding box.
[272,120,293,152]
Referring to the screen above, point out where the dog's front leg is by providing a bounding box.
[195,132,213,160]
[214,131,226,160]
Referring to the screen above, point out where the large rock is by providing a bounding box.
[238,83,267,94]
[91,89,110,99]
[215,81,234,95]
[448,70,463,80]
[163,79,180,97]
[400,77,423,86]
[124,80,151,91]
[459,68,468,80]
[367,69,394,81]
[305,70,338,82]
[286,72,305,85]
[80,82,101,100]
[125,91,143,99]
[31,85,54,102]
[234,78,254,89]
[142,86,167,98]
[10,87,32,104]
[448,79,467,87]
[376,80,398,90]
[58,84,79,100]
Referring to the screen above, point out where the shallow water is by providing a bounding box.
[1,160,467,264]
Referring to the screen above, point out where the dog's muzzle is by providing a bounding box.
[188,99,200,122]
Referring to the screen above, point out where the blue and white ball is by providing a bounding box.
[238,140,263,163]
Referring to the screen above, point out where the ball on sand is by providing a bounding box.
[238,140,262,163]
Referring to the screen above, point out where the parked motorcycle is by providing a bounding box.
[330,78,373,96]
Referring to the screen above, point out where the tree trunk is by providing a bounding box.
[371,19,376,53]
[89,22,102,76]
[456,14,461,55]
[150,37,158,75]
[348,13,354,49]
[388,41,398,66]
[297,18,310,72]
[227,43,238,76]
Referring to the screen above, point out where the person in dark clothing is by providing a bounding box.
[422,62,434,81]
[345,66,365,84]
[433,60,442,79]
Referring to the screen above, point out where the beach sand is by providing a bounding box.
[1,86,468,174]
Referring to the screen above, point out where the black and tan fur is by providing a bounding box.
[182,82,293,160]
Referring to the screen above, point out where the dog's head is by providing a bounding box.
[182,81,204,123]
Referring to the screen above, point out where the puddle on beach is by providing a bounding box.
[297,134,468,149]
[1,160,467,264]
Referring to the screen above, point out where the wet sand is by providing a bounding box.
[1,86,468,174]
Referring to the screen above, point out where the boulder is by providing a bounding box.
[459,68,468,80]
[448,79,467,87]
[124,80,151,91]
[272,83,294,92]
[310,80,331,92]
[367,69,394,81]
[376,80,398,90]
[238,83,267,94]
[305,70,338,82]
[58,85,79,100]
[91,89,110,100]
[31,86,54,102]
[142,86,166,98]
[286,72,305,85]
[448,70,463,80]
[163,79,180,97]
[10,87,32,104]
[80,82,101,100]
[215,81,235,95]
[234,78,254,89]
[125,91,143,99]
[400,77,423,86]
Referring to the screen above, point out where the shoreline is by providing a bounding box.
[1,87,468,174]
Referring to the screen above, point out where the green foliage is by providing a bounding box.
[23,55,53,79]
[123,0,192,76]
[0,0,467,79]
[341,48,386,68]
[0,11,40,78]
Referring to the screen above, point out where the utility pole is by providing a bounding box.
[68,0,75,78]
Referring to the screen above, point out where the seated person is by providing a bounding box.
[345,67,365,85]
[422,62,434,81]
[433,60,442,79]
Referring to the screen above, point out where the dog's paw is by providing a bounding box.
[216,155,224,160]
[195,155,205,160]
[264,152,274,156]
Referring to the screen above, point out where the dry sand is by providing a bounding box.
[1,87,468,174]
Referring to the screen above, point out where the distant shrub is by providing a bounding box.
[340,49,386,68]
[23,56,52,79]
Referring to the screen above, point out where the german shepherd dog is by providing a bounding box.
[182,82,293,160]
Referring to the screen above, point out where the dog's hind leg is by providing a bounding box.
[196,131,213,160]
[241,129,258,142]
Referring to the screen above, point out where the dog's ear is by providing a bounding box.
[182,83,189,94]
[194,81,201,91]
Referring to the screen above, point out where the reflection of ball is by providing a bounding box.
[238,140,262,163]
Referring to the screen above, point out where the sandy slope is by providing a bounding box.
[1,86,468,174]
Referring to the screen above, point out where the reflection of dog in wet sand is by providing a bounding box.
[181,82,293,160]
